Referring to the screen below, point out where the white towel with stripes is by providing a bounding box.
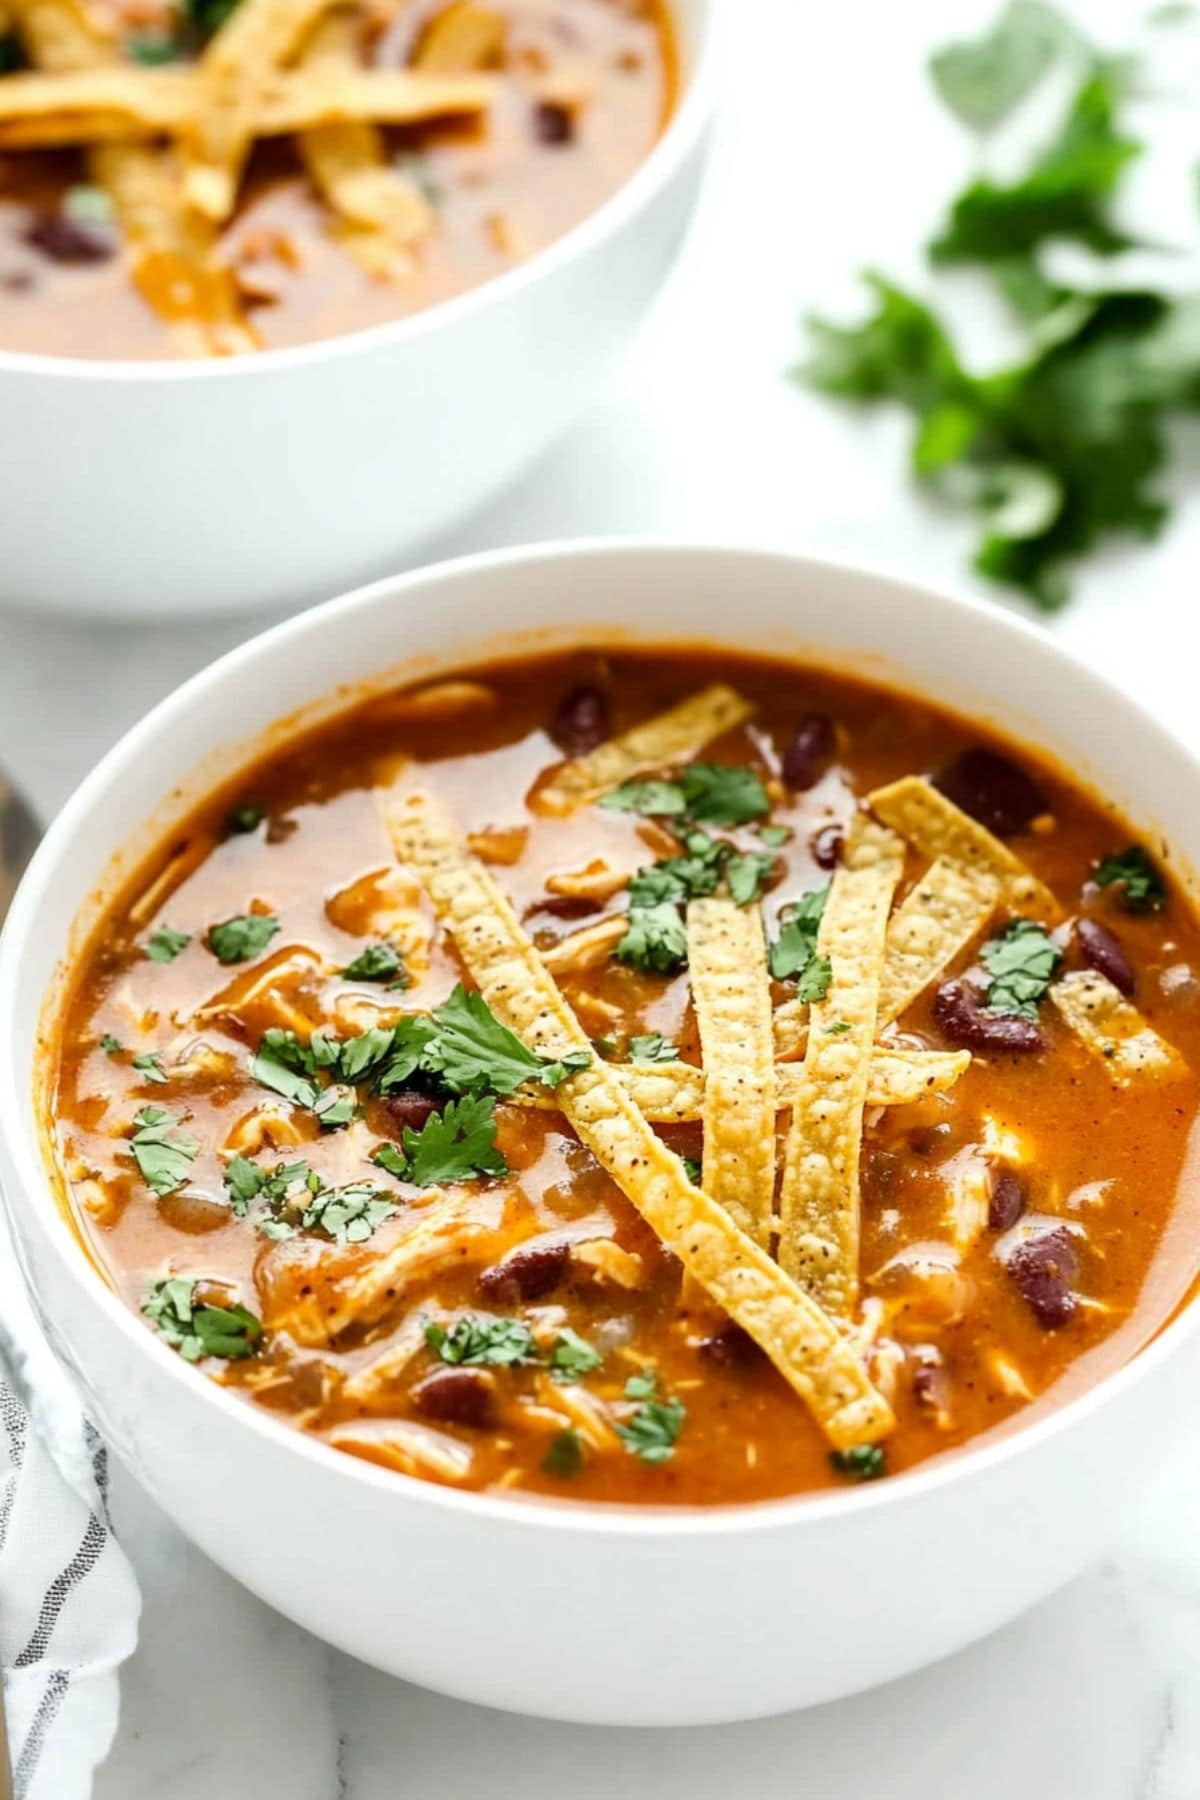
[0,1209,140,1799]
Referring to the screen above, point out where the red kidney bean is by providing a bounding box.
[551,685,609,755]
[383,1090,440,1136]
[988,1171,1026,1233]
[933,748,1045,838]
[781,714,835,790]
[934,980,1045,1054]
[478,1238,571,1304]
[1003,1227,1078,1329]
[25,210,116,264]
[533,100,575,144]
[1076,918,1135,996]
[809,823,845,869]
[697,1324,762,1370]
[412,1367,495,1428]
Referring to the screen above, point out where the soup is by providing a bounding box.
[0,0,674,359]
[45,647,1200,1505]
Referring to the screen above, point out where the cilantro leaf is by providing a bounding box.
[681,1155,703,1186]
[99,1033,124,1055]
[627,1033,679,1063]
[758,824,792,848]
[251,1034,320,1108]
[929,1,1078,133]
[981,918,1062,1016]
[538,1049,593,1089]
[132,1051,168,1085]
[207,913,280,965]
[337,1026,396,1084]
[425,984,590,1095]
[617,1375,687,1464]
[424,1314,539,1366]
[629,855,720,906]
[340,941,410,986]
[223,1154,264,1215]
[677,763,769,827]
[374,1016,440,1093]
[129,1106,199,1196]
[143,1276,262,1362]
[599,779,686,817]
[144,925,190,963]
[624,1369,659,1401]
[768,885,829,981]
[371,1142,409,1180]
[542,1428,584,1478]
[313,1084,356,1130]
[185,0,242,37]
[794,955,833,1003]
[392,1094,508,1186]
[302,1181,398,1245]
[726,850,776,905]
[615,902,689,975]
[548,1328,603,1381]
[1094,844,1165,912]
[829,1445,887,1482]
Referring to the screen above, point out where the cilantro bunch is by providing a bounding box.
[800,1,1200,608]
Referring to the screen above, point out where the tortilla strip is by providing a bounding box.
[537,685,755,815]
[381,787,893,1450]
[688,898,776,1249]
[298,11,433,268]
[868,777,1058,919]
[8,0,252,352]
[0,63,495,145]
[1049,970,1184,1084]
[515,1046,971,1121]
[413,0,505,70]
[777,816,905,1317]
[877,855,1000,1027]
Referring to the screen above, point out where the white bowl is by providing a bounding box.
[0,8,712,621]
[3,542,1200,1726]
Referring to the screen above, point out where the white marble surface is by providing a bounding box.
[7,0,1200,1791]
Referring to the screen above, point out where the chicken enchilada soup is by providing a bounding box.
[0,0,674,358]
[46,648,1200,1504]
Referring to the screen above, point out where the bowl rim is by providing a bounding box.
[5,535,1200,1540]
[0,0,715,387]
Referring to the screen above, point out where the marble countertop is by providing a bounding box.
[6,0,1200,1791]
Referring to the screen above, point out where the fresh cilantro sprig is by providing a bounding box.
[1094,845,1165,913]
[425,1314,540,1366]
[981,918,1062,1016]
[601,763,769,829]
[143,1276,261,1362]
[616,1369,687,1465]
[143,925,190,963]
[128,1107,199,1196]
[615,902,689,976]
[768,885,831,1000]
[385,1094,508,1187]
[207,913,280,965]
[799,5,1200,608]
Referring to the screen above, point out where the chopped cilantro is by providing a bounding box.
[144,925,190,963]
[390,1094,508,1186]
[99,1033,124,1055]
[548,1328,603,1381]
[929,0,1078,133]
[373,1016,440,1093]
[250,1035,320,1108]
[313,1084,356,1130]
[207,913,280,965]
[143,1276,261,1362]
[423,984,590,1095]
[542,1428,585,1478]
[615,902,689,976]
[628,855,719,907]
[617,1371,687,1464]
[340,941,410,986]
[768,886,831,996]
[302,1181,398,1245]
[185,0,242,37]
[627,1033,679,1063]
[128,1106,198,1197]
[425,1314,539,1366]
[599,779,687,817]
[223,1154,265,1215]
[678,763,769,827]
[981,918,1062,1016]
[1094,844,1165,913]
[225,803,264,834]
[758,823,793,847]
[126,31,181,62]
[132,1051,168,1085]
[681,1155,703,1185]
[371,1142,409,1180]
[825,1020,852,1036]
[726,850,776,906]
[337,1026,396,1084]
[829,1444,887,1482]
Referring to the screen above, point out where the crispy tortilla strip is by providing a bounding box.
[868,776,1058,919]
[185,0,336,221]
[537,685,755,815]
[516,1045,971,1121]
[688,897,776,1248]
[778,816,905,1316]
[298,11,433,280]
[413,0,505,70]
[1049,970,1184,1083]
[0,63,494,145]
[878,854,1000,1027]
[8,0,252,351]
[382,788,893,1450]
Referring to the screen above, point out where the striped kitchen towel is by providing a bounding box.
[0,1208,140,1800]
